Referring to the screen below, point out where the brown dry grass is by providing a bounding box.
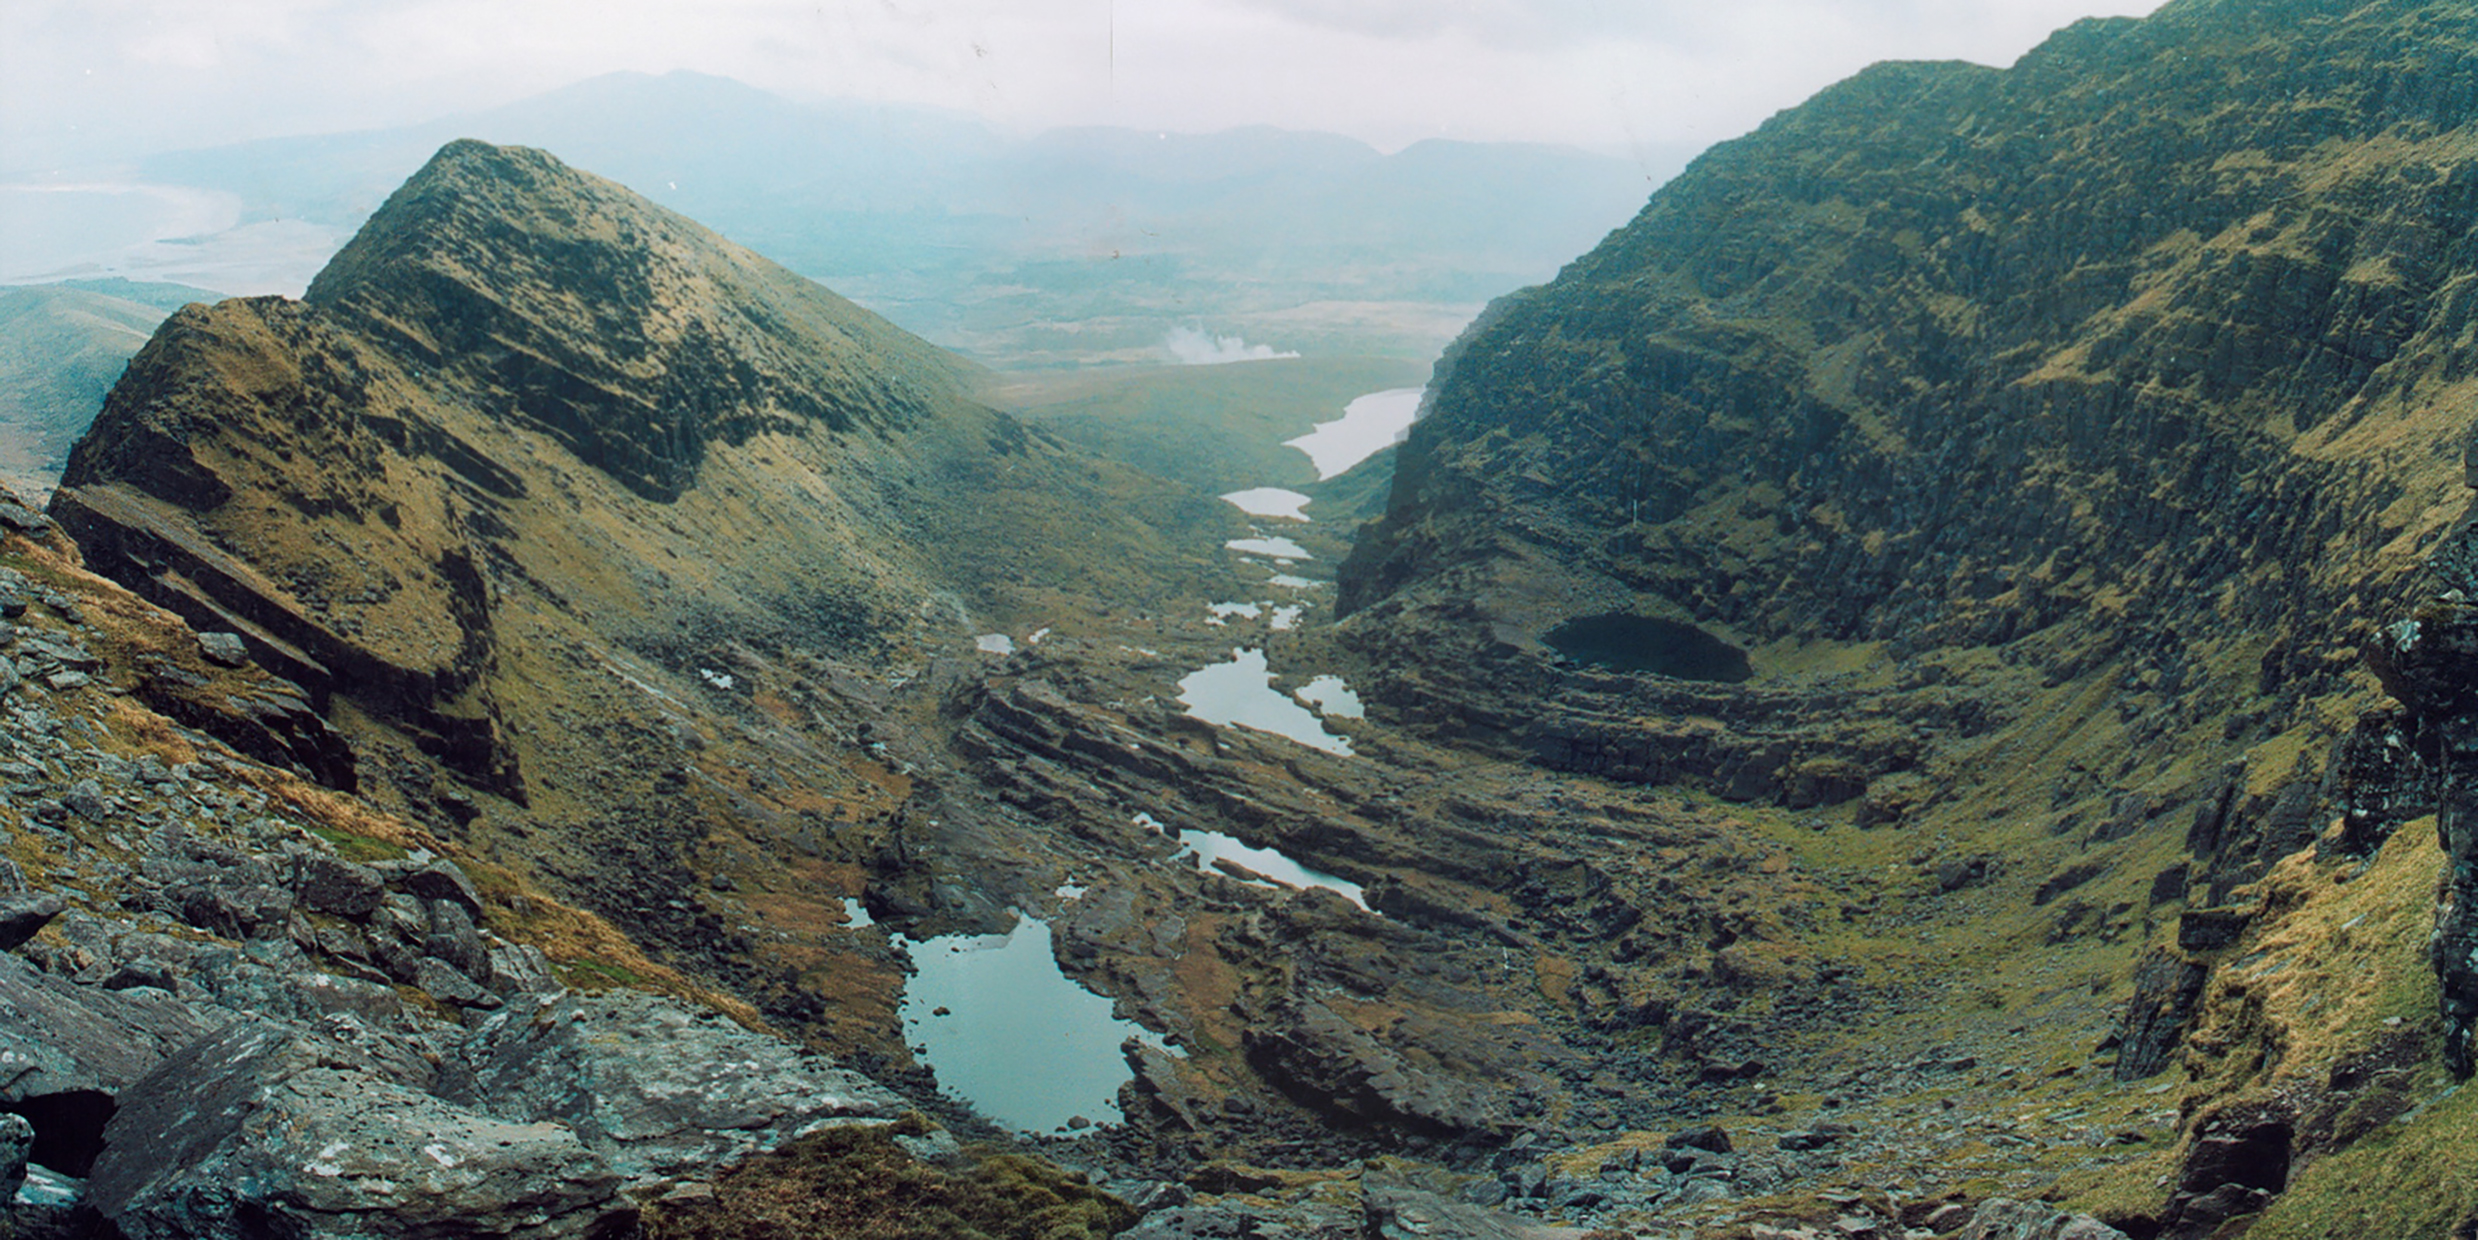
[643,1116,1135,1240]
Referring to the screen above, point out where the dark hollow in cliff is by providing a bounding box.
[1542,613,1751,683]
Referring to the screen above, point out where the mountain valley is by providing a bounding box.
[7,1,2478,1238]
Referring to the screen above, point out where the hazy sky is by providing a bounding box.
[4,0,2170,174]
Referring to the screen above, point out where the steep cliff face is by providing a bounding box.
[1343,0,2478,806]
[1330,0,2478,1231]
[51,139,1231,1046]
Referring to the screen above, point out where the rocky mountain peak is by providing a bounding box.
[302,138,963,502]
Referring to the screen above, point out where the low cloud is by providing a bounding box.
[1164,326,1299,365]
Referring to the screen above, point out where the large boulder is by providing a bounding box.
[0,893,64,950]
[439,990,899,1184]
[1957,1198,2130,1240]
[89,1019,627,1240]
[0,948,203,1103]
[1243,998,1512,1139]
[0,1111,32,1199]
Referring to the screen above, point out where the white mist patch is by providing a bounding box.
[899,918,1173,1133]
[1284,387,1422,480]
[975,633,1015,655]
[1226,536,1311,561]
[1164,326,1300,365]
[1,181,237,280]
[1220,488,1312,521]
[0,178,344,295]
[1293,675,1362,718]
[1177,648,1352,755]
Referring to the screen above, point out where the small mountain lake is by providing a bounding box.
[1176,648,1354,755]
[1543,612,1752,682]
[897,917,1171,1133]
[1283,387,1422,480]
[1174,827,1368,909]
[1220,487,1313,520]
[1226,535,1312,561]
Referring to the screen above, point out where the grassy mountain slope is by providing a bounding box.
[0,281,218,500]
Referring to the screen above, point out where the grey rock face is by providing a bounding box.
[196,631,250,667]
[0,1110,32,1199]
[0,949,204,1103]
[0,502,50,534]
[1364,1177,1583,1240]
[485,943,562,999]
[1955,1198,2129,1240]
[2341,593,2478,1076]
[0,892,64,949]
[423,898,491,980]
[90,1020,627,1240]
[292,853,386,918]
[440,990,898,1184]
[2113,948,2212,1081]
[385,859,485,920]
[12,1164,89,1240]
[1243,998,1511,1138]
[416,957,501,1009]
[1119,1199,1364,1240]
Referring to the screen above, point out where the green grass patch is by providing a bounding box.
[555,957,650,991]
[306,823,408,864]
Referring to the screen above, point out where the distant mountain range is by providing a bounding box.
[10,71,1686,365]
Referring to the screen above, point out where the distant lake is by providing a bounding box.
[1283,387,1422,480]
[1220,487,1312,521]
[1226,535,1312,561]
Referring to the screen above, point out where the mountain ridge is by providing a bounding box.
[51,140,1236,1050]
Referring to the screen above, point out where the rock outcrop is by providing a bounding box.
[84,993,903,1240]
[440,990,897,1184]
[2332,499,2478,1076]
[0,508,954,1239]
[90,1019,627,1240]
